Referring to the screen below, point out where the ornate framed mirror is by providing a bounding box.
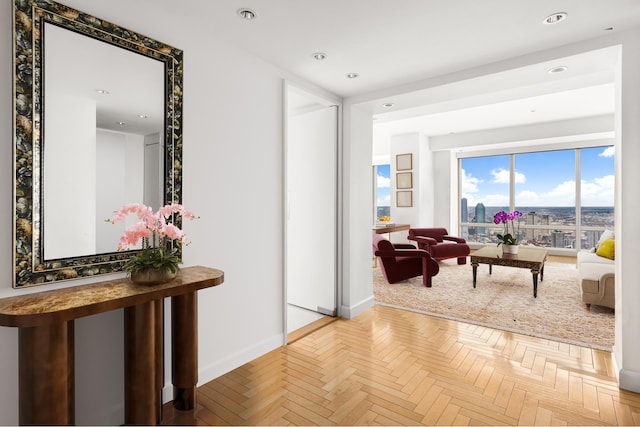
[13,0,183,287]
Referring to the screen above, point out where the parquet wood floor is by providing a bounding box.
[162,305,640,426]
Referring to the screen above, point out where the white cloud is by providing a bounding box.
[377,174,390,188]
[582,175,614,205]
[492,168,509,184]
[492,168,525,184]
[461,168,482,194]
[545,180,576,205]
[599,146,615,158]
[515,176,613,206]
[516,190,541,204]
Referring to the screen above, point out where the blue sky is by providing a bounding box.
[376,146,614,207]
[376,164,391,207]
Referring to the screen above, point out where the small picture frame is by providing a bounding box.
[396,190,413,207]
[396,153,412,171]
[396,172,412,189]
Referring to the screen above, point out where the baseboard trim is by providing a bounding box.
[618,367,640,393]
[161,333,284,404]
[197,333,284,386]
[340,295,375,319]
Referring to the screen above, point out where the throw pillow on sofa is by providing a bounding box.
[596,230,615,249]
[596,238,615,260]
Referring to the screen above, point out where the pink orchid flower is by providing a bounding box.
[109,203,196,250]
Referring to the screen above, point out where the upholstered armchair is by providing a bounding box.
[407,227,470,265]
[372,234,439,287]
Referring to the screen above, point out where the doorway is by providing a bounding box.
[284,83,339,340]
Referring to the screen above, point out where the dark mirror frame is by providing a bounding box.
[13,0,183,288]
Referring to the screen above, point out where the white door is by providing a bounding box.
[286,91,338,316]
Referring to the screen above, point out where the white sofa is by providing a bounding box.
[577,250,615,309]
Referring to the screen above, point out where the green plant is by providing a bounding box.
[121,235,183,275]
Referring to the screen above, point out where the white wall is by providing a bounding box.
[389,133,419,237]
[44,92,97,259]
[95,130,145,254]
[0,1,339,424]
[341,105,375,318]
[386,133,438,241]
[143,132,162,210]
[615,29,640,392]
[432,150,454,229]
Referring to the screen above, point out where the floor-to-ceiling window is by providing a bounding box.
[374,164,391,222]
[460,146,614,252]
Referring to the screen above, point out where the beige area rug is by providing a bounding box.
[373,259,614,350]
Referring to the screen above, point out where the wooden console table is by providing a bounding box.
[0,266,224,425]
[372,223,410,235]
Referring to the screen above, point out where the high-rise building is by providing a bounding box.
[584,230,600,249]
[475,203,486,234]
[461,198,468,222]
[526,212,536,241]
[540,214,550,241]
[460,198,469,239]
[551,230,564,248]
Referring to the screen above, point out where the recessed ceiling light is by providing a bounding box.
[543,12,567,25]
[96,89,109,95]
[237,8,256,20]
[137,114,149,119]
[346,73,359,79]
[117,121,127,126]
[312,52,327,60]
[382,102,394,108]
[548,66,568,74]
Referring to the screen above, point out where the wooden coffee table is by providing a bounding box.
[470,246,548,297]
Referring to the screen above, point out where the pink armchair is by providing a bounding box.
[407,227,470,265]
[372,234,439,287]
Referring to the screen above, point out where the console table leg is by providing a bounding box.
[172,292,197,410]
[154,300,164,423]
[19,321,74,425]
[125,302,160,425]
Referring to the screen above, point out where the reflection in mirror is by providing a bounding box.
[43,23,165,260]
[14,0,183,287]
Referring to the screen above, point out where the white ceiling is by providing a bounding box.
[57,1,640,145]
[181,0,639,153]
[190,0,640,99]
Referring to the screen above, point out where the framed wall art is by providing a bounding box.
[396,172,413,189]
[396,190,413,207]
[396,153,412,171]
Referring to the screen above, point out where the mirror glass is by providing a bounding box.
[43,23,164,259]
[14,0,183,287]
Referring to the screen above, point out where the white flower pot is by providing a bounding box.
[502,244,519,255]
